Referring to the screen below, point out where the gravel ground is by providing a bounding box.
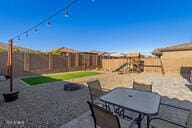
[0,71,138,128]
[0,80,90,128]
[0,71,192,128]
[67,72,139,89]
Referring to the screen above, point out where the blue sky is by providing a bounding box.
[0,0,192,54]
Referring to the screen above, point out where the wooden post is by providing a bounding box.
[159,56,165,75]
[9,39,13,92]
[75,53,79,67]
[67,53,71,71]
[24,53,30,71]
[48,54,53,70]
[7,50,10,75]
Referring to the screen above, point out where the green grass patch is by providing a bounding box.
[21,71,103,85]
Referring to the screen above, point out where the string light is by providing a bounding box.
[47,21,51,27]
[11,0,93,41]
[26,33,29,37]
[65,8,69,17]
[34,28,38,32]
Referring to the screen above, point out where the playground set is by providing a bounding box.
[113,52,144,74]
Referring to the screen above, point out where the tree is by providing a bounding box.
[25,49,32,54]
[13,48,20,53]
[53,50,63,55]
[46,50,63,55]
[0,47,4,52]
[35,50,44,54]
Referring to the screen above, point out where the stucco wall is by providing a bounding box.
[162,50,192,58]
[161,50,192,73]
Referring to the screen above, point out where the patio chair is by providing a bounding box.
[87,80,125,116]
[133,80,152,92]
[87,80,104,103]
[132,80,152,123]
[87,101,138,128]
[87,80,110,110]
[150,103,192,128]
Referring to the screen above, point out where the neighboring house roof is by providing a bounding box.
[102,52,126,57]
[88,50,126,57]
[151,48,162,56]
[47,47,79,54]
[152,42,192,56]
[0,42,35,52]
[88,50,105,55]
[109,52,126,57]
[102,52,111,56]
[80,52,98,55]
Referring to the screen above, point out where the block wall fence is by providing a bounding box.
[0,52,102,77]
[1,51,192,77]
[101,55,192,75]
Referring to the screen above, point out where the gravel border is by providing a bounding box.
[0,80,90,128]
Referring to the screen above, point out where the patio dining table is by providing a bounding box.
[100,87,161,128]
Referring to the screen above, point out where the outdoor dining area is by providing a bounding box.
[78,80,192,128]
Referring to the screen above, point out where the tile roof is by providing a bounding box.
[88,50,105,55]
[152,42,192,55]
[47,47,79,53]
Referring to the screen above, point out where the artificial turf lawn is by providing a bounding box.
[21,71,103,85]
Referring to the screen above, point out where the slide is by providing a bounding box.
[113,63,127,72]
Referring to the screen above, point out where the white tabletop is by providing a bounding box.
[100,87,161,115]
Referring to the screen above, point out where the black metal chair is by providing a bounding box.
[150,103,192,128]
[87,101,138,128]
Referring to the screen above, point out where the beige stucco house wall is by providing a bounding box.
[161,50,192,74]
[152,42,192,78]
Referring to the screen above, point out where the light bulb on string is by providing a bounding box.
[47,21,51,27]
[26,33,29,37]
[11,0,91,42]
[65,8,69,17]
[34,28,38,32]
